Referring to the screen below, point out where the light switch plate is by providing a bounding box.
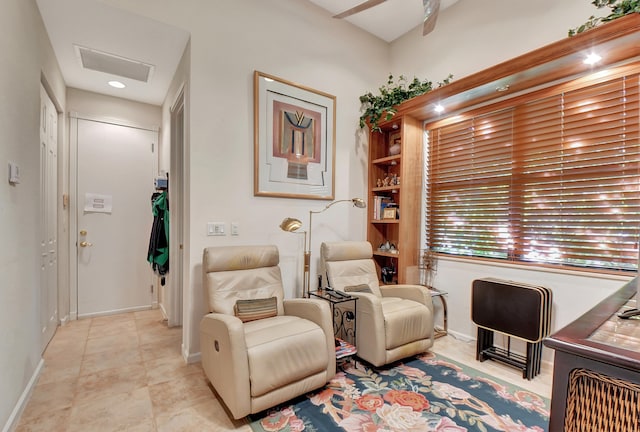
[8,162,19,184]
[207,222,226,236]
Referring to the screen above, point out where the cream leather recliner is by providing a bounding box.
[200,245,336,420]
[321,241,434,367]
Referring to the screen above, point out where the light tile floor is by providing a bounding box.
[15,309,553,431]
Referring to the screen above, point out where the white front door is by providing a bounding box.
[40,84,58,351]
[76,118,157,317]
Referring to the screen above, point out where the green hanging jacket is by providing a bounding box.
[147,191,169,276]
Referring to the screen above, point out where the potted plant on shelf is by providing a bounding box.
[569,0,640,36]
[359,74,453,133]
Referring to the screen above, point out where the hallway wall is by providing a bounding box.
[0,0,65,429]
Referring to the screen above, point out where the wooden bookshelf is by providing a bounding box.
[367,114,422,284]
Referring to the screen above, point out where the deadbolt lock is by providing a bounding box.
[80,230,87,236]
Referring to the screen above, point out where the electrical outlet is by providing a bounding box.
[207,222,226,236]
[231,222,239,236]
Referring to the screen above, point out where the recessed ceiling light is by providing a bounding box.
[434,104,444,113]
[108,80,126,89]
[583,53,602,65]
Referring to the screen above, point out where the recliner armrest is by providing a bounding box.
[283,298,331,328]
[380,285,433,312]
[284,299,336,379]
[342,292,388,365]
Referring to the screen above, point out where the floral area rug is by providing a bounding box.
[249,352,549,431]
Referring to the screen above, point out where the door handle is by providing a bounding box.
[80,241,93,247]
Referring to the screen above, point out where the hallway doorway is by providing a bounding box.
[167,86,185,327]
[71,115,158,318]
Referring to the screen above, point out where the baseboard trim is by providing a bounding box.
[159,303,168,321]
[183,344,201,364]
[77,305,153,319]
[447,329,475,343]
[2,358,44,432]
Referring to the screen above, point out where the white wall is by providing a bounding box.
[0,0,65,429]
[390,0,630,355]
[431,258,630,361]
[390,0,602,83]
[66,88,161,130]
[102,0,390,359]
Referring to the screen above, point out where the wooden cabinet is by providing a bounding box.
[367,114,422,284]
[544,278,640,431]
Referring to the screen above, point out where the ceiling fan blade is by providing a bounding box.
[422,0,440,35]
[333,0,388,19]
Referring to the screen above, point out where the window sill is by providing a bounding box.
[435,254,634,282]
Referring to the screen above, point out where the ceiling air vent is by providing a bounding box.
[74,45,154,83]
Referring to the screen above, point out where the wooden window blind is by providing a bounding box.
[427,74,640,271]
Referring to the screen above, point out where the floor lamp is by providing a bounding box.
[280,197,366,297]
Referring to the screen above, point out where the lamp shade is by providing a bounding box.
[280,217,303,233]
[352,198,366,208]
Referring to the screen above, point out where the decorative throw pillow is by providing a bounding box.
[344,284,373,293]
[234,297,278,322]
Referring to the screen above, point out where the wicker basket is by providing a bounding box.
[565,368,640,432]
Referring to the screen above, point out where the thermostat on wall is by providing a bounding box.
[8,162,19,184]
[154,177,168,189]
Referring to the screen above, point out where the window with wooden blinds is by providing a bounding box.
[426,74,640,272]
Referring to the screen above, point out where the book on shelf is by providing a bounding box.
[373,196,396,220]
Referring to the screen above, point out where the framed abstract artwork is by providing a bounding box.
[253,71,336,200]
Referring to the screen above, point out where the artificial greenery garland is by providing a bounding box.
[359,74,453,132]
[569,0,640,36]
[359,2,639,132]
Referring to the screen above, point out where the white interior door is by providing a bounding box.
[40,84,58,351]
[76,118,157,317]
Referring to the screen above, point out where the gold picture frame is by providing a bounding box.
[253,71,336,200]
[382,207,397,219]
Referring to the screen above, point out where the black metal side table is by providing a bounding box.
[310,289,358,368]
